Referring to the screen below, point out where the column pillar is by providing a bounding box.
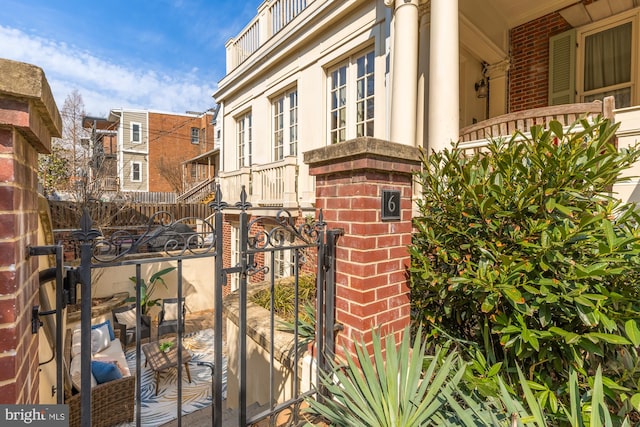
[416,4,430,149]
[304,137,421,356]
[428,0,460,152]
[385,0,419,146]
[0,58,61,404]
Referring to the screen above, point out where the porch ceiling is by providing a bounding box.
[460,0,578,29]
[463,0,640,28]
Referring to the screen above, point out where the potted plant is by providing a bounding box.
[159,341,174,353]
[126,266,176,316]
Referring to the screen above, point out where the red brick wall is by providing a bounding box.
[147,112,214,193]
[314,170,412,354]
[307,140,420,357]
[0,127,41,404]
[509,12,572,112]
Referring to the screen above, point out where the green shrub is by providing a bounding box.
[410,117,640,419]
[250,274,316,323]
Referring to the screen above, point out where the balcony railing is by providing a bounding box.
[253,156,298,207]
[220,157,299,208]
[458,98,614,154]
[226,0,314,71]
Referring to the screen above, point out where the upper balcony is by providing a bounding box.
[225,0,314,72]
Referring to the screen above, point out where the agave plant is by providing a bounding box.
[305,327,510,426]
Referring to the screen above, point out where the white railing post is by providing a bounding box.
[259,1,271,47]
[282,156,298,208]
[225,38,235,73]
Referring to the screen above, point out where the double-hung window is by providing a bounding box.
[272,89,298,161]
[237,112,252,168]
[329,50,375,144]
[550,11,637,107]
[581,18,634,107]
[131,122,141,144]
[131,161,142,182]
[191,127,200,144]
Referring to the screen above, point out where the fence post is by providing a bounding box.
[304,137,421,357]
[0,58,61,404]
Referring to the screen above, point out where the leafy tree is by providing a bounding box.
[410,117,640,420]
[38,143,71,195]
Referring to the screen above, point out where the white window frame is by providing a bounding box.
[237,112,252,168]
[131,122,142,144]
[131,161,142,182]
[576,10,638,107]
[272,88,298,161]
[327,49,375,144]
[273,248,294,279]
[191,127,200,144]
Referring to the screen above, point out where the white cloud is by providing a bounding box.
[0,25,216,115]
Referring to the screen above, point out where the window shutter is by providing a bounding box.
[548,29,576,105]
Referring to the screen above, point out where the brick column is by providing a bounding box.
[0,59,61,404]
[304,137,420,354]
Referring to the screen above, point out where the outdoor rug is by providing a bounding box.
[117,328,226,427]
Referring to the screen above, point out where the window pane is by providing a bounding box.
[357,101,364,121]
[339,67,346,84]
[584,22,631,91]
[584,87,631,108]
[357,56,365,77]
[366,52,374,73]
[367,99,374,120]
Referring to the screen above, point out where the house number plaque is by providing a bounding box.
[381,189,401,221]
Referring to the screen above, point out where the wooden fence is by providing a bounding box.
[49,200,212,230]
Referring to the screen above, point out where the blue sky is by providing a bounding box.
[0,0,263,116]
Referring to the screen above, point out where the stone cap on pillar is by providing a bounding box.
[303,136,421,176]
[0,58,62,154]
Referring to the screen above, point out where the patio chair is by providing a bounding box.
[112,304,151,345]
[157,298,186,339]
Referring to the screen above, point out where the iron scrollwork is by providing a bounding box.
[70,209,217,263]
[245,209,326,277]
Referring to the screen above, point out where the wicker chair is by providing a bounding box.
[64,328,135,427]
[112,304,151,346]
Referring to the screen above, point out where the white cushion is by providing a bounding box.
[91,324,111,354]
[71,328,82,358]
[115,308,137,328]
[68,333,130,391]
[93,339,131,377]
[164,302,179,321]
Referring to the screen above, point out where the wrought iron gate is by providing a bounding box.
[32,186,339,427]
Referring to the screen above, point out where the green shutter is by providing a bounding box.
[548,29,576,105]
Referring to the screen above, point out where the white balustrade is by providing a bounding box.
[227,0,313,69]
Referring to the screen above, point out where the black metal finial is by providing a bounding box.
[235,185,252,211]
[317,209,326,227]
[71,209,102,243]
[208,184,228,212]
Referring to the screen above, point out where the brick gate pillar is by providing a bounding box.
[304,137,421,355]
[0,59,61,403]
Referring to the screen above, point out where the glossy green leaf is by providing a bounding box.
[625,319,640,346]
